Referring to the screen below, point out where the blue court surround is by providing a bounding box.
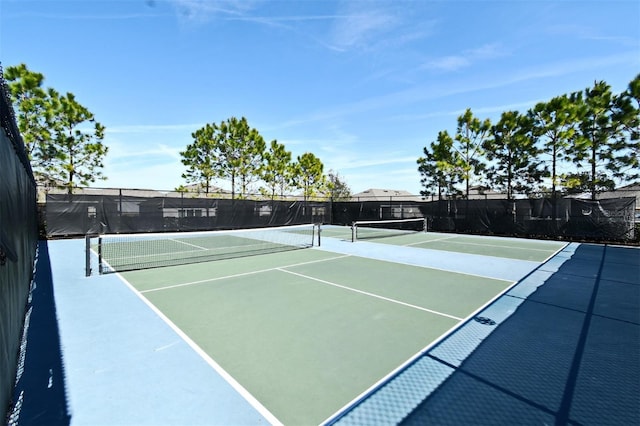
[329,243,640,425]
[318,234,542,283]
[12,236,639,426]
[25,239,269,425]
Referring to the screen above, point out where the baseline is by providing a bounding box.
[317,237,539,282]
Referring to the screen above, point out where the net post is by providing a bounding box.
[315,223,321,247]
[85,235,91,277]
[351,222,357,242]
[423,217,428,233]
[98,236,103,275]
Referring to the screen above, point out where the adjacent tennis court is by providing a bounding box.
[102,225,566,425]
[322,224,564,261]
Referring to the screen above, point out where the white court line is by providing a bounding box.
[112,271,284,426]
[540,242,571,264]
[170,238,208,251]
[344,249,516,283]
[321,242,571,425]
[319,262,527,426]
[403,235,458,246]
[141,254,352,293]
[277,268,463,321]
[414,237,560,253]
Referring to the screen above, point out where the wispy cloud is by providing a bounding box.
[106,141,183,161]
[328,10,398,51]
[106,123,204,134]
[168,0,430,54]
[425,56,470,72]
[170,0,261,21]
[502,51,639,87]
[344,166,422,193]
[275,50,639,131]
[336,156,417,171]
[391,100,544,122]
[319,149,420,192]
[546,23,639,48]
[5,12,167,20]
[424,43,507,71]
[104,158,185,190]
[325,1,430,53]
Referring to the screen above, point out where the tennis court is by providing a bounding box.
[322,224,562,262]
[83,225,566,425]
[10,219,636,426]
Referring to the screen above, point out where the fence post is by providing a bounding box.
[85,235,91,277]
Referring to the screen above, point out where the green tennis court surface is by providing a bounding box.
[117,233,557,425]
[321,225,565,262]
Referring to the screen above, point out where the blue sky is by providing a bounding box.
[1,0,639,195]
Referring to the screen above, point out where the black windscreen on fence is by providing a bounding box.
[417,197,636,241]
[44,193,329,236]
[332,197,637,242]
[44,192,636,243]
[0,67,39,420]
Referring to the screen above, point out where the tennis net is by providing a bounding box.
[351,218,427,242]
[87,224,319,274]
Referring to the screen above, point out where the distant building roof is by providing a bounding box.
[562,182,640,202]
[351,188,421,201]
[40,185,230,200]
[596,182,640,200]
[466,185,507,200]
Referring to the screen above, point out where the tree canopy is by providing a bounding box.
[181,122,220,194]
[568,80,639,198]
[418,75,640,200]
[417,130,461,200]
[181,117,331,200]
[454,108,491,197]
[261,140,294,200]
[294,152,325,202]
[529,93,579,198]
[483,111,545,199]
[182,117,266,199]
[326,170,352,201]
[6,63,107,192]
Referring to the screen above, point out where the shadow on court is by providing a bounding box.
[401,244,639,425]
[9,241,70,426]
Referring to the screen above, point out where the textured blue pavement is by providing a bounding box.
[17,237,638,426]
[43,239,269,425]
[331,243,640,426]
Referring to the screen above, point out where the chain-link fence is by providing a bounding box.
[39,186,637,244]
[0,66,39,420]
